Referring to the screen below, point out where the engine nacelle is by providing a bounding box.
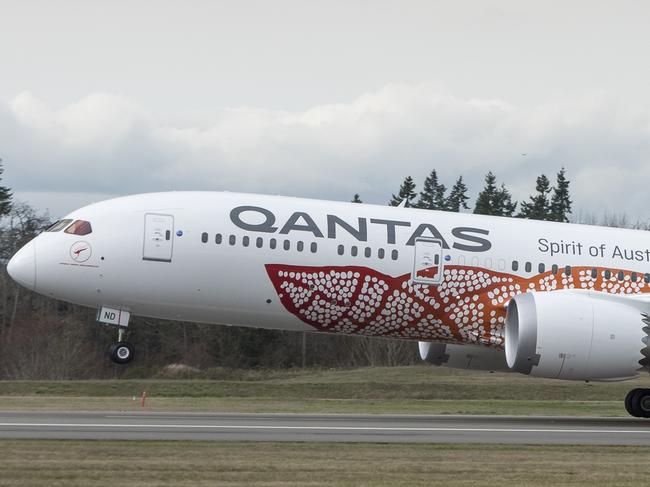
[419,341,508,372]
[505,290,647,381]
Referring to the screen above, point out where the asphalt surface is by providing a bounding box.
[1,411,650,444]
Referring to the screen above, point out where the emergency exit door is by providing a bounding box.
[412,237,444,285]
[143,213,174,262]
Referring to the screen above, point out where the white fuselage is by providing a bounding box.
[8,191,650,349]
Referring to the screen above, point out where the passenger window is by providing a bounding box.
[632,272,638,282]
[201,232,208,243]
[645,273,650,283]
[591,268,598,279]
[337,244,344,256]
[297,241,304,252]
[351,246,358,257]
[564,266,571,276]
[498,259,506,271]
[256,237,263,248]
[310,242,317,253]
[283,240,290,251]
[215,234,222,244]
[270,238,277,250]
[485,258,493,269]
[46,219,73,232]
[242,236,250,247]
[364,247,371,258]
[378,248,385,259]
[552,264,559,275]
[538,263,545,273]
[65,220,92,236]
[525,262,532,273]
[391,249,399,261]
[618,271,624,281]
[605,270,612,279]
[229,235,236,246]
[512,261,519,271]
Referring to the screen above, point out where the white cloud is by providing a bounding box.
[5,84,650,220]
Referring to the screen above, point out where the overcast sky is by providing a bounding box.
[3,0,650,220]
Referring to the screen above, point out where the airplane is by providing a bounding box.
[7,191,650,417]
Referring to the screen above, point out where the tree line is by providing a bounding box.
[354,168,573,222]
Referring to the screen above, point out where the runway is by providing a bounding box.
[0,411,649,444]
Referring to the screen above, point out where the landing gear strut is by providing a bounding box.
[97,307,135,365]
[625,388,650,417]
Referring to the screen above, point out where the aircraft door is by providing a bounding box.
[143,213,174,262]
[412,237,444,285]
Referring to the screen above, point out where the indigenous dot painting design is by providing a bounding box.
[265,264,650,348]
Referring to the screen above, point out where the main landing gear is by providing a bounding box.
[625,388,650,417]
[97,307,135,365]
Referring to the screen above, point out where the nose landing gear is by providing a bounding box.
[97,306,135,365]
[108,327,135,365]
[625,388,650,417]
[108,341,135,364]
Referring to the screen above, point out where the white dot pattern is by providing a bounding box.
[266,264,650,348]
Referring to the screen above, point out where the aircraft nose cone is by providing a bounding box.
[7,240,36,291]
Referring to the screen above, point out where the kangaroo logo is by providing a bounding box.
[70,241,92,263]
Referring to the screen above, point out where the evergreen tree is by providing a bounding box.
[389,176,417,207]
[494,184,517,216]
[518,174,552,220]
[474,172,517,216]
[549,167,572,222]
[351,194,363,204]
[416,169,447,210]
[473,172,498,215]
[0,159,12,216]
[446,176,470,212]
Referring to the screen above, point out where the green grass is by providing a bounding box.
[1,440,650,486]
[0,366,648,416]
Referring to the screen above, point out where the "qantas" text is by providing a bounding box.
[230,206,492,252]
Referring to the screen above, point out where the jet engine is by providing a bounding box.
[419,341,508,372]
[505,290,648,381]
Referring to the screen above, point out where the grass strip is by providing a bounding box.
[0,440,648,486]
[0,366,647,416]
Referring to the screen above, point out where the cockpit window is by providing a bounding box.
[64,220,93,236]
[45,219,73,232]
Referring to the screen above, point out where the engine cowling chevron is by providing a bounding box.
[505,290,648,381]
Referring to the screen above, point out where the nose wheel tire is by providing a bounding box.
[109,341,135,365]
[625,388,650,418]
